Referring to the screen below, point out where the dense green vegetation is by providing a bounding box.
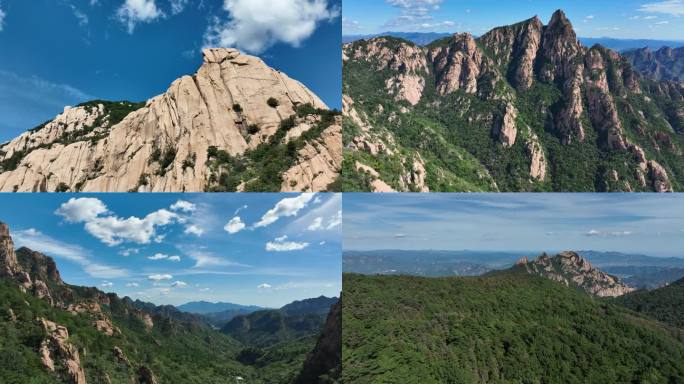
[0,246,333,384]
[205,104,340,192]
[343,272,684,383]
[614,277,684,329]
[342,36,684,191]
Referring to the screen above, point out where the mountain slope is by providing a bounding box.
[0,48,341,192]
[343,272,684,383]
[294,300,341,384]
[0,221,331,383]
[342,10,684,192]
[510,251,635,297]
[624,46,684,82]
[614,277,684,328]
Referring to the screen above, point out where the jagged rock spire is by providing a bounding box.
[0,221,19,277]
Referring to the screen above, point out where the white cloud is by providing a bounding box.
[169,0,189,14]
[117,0,164,33]
[12,229,128,279]
[56,198,180,246]
[655,20,670,24]
[126,282,140,287]
[171,200,196,212]
[148,274,173,281]
[266,236,309,252]
[257,283,272,289]
[100,281,114,288]
[639,0,684,16]
[307,217,323,231]
[0,6,5,31]
[184,224,204,236]
[644,15,659,19]
[119,248,139,256]
[306,209,341,231]
[584,229,634,237]
[148,253,168,260]
[199,287,211,292]
[319,241,326,245]
[224,216,246,234]
[171,280,187,287]
[168,255,181,262]
[67,3,89,26]
[56,197,109,222]
[203,0,339,54]
[255,193,315,228]
[181,248,246,268]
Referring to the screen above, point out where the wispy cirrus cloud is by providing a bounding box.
[639,0,684,16]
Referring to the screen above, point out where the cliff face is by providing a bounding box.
[516,251,635,297]
[343,10,684,192]
[295,300,341,384]
[0,48,340,192]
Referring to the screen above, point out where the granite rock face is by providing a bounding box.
[0,48,336,192]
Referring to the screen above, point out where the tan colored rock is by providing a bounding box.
[0,222,19,277]
[348,38,428,105]
[525,132,547,181]
[94,318,120,336]
[370,179,396,193]
[137,366,159,384]
[355,161,379,178]
[493,103,518,148]
[648,160,673,192]
[0,49,330,192]
[34,279,53,306]
[113,346,130,366]
[400,155,429,192]
[428,33,483,95]
[142,314,154,331]
[281,122,342,192]
[38,318,87,384]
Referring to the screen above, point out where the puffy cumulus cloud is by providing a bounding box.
[255,193,315,228]
[56,198,181,246]
[639,0,684,16]
[184,224,204,236]
[170,200,196,212]
[306,210,341,231]
[266,235,309,252]
[117,0,164,34]
[168,255,181,262]
[171,280,187,287]
[257,283,272,289]
[56,197,109,222]
[84,209,177,246]
[203,0,339,54]
[307,217,323,231]
[100,281,114,288]
[148,273,173,281]
[119,248,139,257]
[224,216,246,234]
[125,282,139,287]
[12,228,128,279]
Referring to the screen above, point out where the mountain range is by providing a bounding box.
[0,49,342,192]
[0,221,340,383]
[343,253,684,382]
[342,10,684,192]
[343,249,684,289]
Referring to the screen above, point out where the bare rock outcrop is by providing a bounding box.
[347,38,429,105]
[428,33,483,94]
[38,318,87,384]
[518,251,635,297]
[0,222,19,276]
[525,132,547,181]
[281,121,342,192]
[493,103,518,147]
[137,366,159,384]
[0,48,330,192]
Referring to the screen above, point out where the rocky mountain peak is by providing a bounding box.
[16,247,64,285]
[548,9,572,30]
[201,47,241,64]
[518,251,635,297]
[0,221,19,276]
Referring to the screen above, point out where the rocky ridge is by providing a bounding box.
[343,10,684,192]
[0,48,340,192]
[515,251,636,297]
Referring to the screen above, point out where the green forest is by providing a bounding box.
[343,271,684,384]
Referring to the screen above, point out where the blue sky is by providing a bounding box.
[344,193,684,257]
[0,0,341,142]
[343,0,684,40]
[0,192,341,307]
